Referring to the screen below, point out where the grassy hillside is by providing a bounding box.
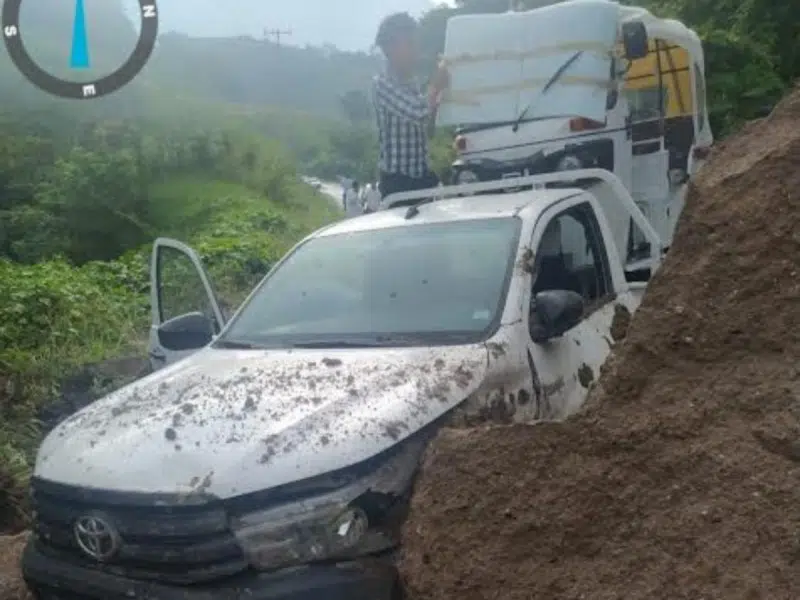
[146,33,378,116]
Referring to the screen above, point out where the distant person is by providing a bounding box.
[359,184,368,211]
[364,182,382,213]
[340,176,352,207]
[344,180,362,218]
[372,12,449,202]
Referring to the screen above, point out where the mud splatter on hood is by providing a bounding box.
[36,345,488,498]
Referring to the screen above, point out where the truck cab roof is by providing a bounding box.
[317,187,584,237]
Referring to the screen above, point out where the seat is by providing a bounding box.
[533,220,570,294]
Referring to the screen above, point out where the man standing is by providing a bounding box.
[372,12,449,201]
[344,180,362,218]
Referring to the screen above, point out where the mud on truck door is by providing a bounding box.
[525,196,619,419]
[148,237,226,370]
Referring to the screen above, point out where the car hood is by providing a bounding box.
[35,344,488,498]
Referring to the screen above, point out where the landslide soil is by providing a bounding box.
[0,534,30,600]
[400,87,800,600]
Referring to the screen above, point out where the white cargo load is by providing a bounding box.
[437,0,620,126]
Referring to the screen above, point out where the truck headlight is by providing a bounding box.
[232,500,370,570]
[230,436,427,571]
[556,155,582,171]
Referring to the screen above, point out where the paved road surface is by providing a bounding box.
[319,181,343,209]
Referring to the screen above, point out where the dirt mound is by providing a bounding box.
[399,85,800,600]
[0,534,30,600]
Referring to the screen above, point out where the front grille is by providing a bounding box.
[31,479,248,585]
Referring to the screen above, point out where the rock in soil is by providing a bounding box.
[399,84,800,600]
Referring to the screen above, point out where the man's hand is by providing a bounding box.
[427,60,450,111]
[431,59,450,93]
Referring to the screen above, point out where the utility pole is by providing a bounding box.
[264,28,292,47]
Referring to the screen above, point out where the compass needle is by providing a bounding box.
[69,0,90,68]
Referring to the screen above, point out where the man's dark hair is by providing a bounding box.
[375,12,416,52]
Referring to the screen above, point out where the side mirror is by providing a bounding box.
[621,21,648,60]
[157,311,214,351]
[530,290,584,343]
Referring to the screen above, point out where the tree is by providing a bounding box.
[340,90,372,123]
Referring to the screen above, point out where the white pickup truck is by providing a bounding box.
[22,171,655,600]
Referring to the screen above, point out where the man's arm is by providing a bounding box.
[427,90,442,137]
[372,75,430,122]
[425,62,449,136]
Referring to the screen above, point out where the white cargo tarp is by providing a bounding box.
[437,0,620,126]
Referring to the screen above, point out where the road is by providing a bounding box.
[302,175,343,210]
[318,181,343,209]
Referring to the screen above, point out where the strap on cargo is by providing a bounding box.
[444,76,612,106]
[443,42,612,65]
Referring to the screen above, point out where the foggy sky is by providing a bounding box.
[153,0,442,50]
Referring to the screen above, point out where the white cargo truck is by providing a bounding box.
[436,0,712,262]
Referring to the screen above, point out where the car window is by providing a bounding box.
[219,217,521,347]
[625,86,668,123]
[531,203,612,306]
[157,245,218,327]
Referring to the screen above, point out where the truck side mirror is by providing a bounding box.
[157,311,214,351]
[621,21,648,60]
[530,290,585,343]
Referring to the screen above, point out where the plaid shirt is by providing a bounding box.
[371,71,430,178]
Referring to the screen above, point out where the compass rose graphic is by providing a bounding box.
[2,0,159,99]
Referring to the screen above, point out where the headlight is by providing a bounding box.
[232,500,371,570]
[231,437,427,571]
[455,169,479,185]
[556,154,582,171]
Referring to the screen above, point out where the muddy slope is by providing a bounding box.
[399,86,800,600]
[0,534,30,600]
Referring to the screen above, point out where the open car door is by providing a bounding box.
[148,237,225,371]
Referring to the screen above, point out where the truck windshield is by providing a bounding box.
[217,217,521,348]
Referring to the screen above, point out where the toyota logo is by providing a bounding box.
[73,514,121,561]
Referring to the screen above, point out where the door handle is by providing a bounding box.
[149,349,166,361]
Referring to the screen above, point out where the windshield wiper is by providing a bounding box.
[288,339,390,349]
[511,50,584,132]
[215,340,268,349]
[289,334,426,349]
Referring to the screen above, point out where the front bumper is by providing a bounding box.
[22,539,399,600]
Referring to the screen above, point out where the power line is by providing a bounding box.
[264,28,292,47]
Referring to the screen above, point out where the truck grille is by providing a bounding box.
[31,478,248,585]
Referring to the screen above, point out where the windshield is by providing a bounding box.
[456,56,619,133]
[217,217,521,348]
